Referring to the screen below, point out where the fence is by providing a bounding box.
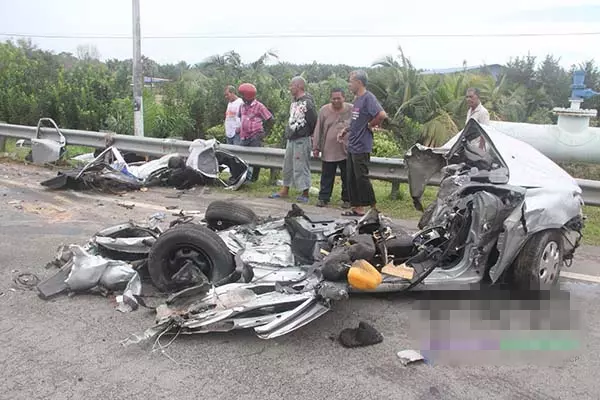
[1,122,600,206]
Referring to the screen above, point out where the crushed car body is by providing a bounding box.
[38,119,585,343]
[40,138,249,193]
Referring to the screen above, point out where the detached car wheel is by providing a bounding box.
[147,224,235,292]
[205,200,258,230]
[512,230,563,290]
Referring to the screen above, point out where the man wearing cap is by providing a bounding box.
[237,83,274,182]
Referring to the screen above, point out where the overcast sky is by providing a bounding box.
[1,0,599,70]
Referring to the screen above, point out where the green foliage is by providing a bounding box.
[205,124,226,143]
[372,129,402,158]
[1,40,599,156]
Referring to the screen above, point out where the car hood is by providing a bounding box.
[441,120,581,191]
[405,119,582,210]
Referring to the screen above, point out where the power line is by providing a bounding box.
[1,31,600,40]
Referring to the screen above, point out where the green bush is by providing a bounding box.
[372,129,402,158]
[206,124,226,143]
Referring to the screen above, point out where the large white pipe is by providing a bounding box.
[489,114,600,164]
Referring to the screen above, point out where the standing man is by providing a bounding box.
[337,70,387,217]
[270,76,318,203]
[312,88,352,208]
[224,85,243,145]
[465,87,490,149]
[465,87,490,125]
[237,83,274,182]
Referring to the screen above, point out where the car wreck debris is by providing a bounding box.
[15,118,67,165]
[338,321,384,348]
[38,121,586,345]
[397,349,426,366]
[40,138,250,194]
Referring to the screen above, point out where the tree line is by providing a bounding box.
[1,38,599,157]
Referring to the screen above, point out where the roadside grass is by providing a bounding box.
[2,137,600,245]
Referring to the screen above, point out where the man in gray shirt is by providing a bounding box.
[312,87,353,208]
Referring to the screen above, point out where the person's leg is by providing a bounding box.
[353,153,376,209]
[343,153,364,215]
[226,136,235,145]
[232,133,241,146]
[293,137,312,201]
[272,139,293,198]
[318,160,336,207]
[338,159,350,208]
[248,136,263,182]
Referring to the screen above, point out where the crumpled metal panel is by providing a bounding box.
[186,139,219,178]
[94,236,155,254]
[488,187,584,282]
[219,220,296,268]
[64,245,142,311]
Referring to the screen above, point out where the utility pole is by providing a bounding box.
[132,0,144,136]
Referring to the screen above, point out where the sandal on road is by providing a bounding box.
[269,192,288,199]
[341,209,365,217]
[296,195,309,203]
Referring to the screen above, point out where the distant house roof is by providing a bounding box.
[144,76,171,84]
[420,64,503,77]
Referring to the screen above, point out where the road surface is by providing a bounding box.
[1,161,599,400]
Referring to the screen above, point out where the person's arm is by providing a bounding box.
[306,99,318,135]
[312,110,323,156]
[259,103,274,135]
[368,110,387,130]
[366,94,387,130]
[236,106,243,134]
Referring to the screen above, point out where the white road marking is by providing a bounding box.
[561,271,600,284]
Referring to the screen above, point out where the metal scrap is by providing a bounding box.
[13,272,40,290]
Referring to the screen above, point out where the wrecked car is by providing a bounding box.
[40,138,249,193]
[38,120,585,343]
[405,119,584,290]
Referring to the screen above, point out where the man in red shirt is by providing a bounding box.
[237,83,274,182]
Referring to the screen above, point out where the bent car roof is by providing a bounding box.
[442,120,581,192]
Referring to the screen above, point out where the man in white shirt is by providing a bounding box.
[465,87,490,150]
[465,87,490,125]
[224,85,243,145]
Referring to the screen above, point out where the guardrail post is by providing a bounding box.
[0,121,6,152]
[390,180,400,200]
[269,168,279,185]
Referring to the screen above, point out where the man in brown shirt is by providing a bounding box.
[312,88,353,208]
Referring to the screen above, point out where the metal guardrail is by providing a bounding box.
[1,122,600,206]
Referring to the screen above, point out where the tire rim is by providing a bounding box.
[167,245,213,282]
[538,241,561,284]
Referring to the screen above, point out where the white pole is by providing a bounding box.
[132,0,144,136]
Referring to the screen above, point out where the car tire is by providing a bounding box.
[512,230,563,290]
[205,200,258,230]
[147,224,235,292]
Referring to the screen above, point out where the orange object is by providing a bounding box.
[347,259,383,290]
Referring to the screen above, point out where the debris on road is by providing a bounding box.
[13,272,40,290]
[34,122,590,345]
[116,201,135,210]
[338,321,384,348]
[39,139,249,195]
[397,349,425,366]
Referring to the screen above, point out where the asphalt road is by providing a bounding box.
[1,161,600,400]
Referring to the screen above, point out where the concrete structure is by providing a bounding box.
[490,70,600,163]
